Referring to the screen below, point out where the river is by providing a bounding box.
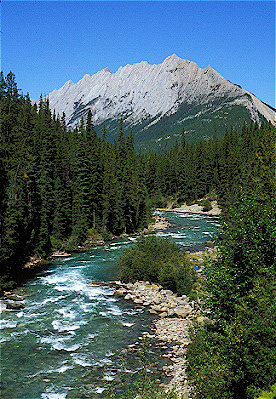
[0,211,219,399]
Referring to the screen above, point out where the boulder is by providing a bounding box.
[196,316,211,324]
[174,305,192,318]
[6,301,25,310]
[133,298,144,304]
[150,304,162,312]
[114,289,127,296]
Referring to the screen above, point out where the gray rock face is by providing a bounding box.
[42,54,275,134]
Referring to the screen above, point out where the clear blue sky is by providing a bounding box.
[1,1,275,107]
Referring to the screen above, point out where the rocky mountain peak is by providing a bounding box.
[42,55,275,149]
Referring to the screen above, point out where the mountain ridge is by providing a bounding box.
[42,54,275,149]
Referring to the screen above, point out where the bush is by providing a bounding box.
[196,199,212,212]
[186,195,276,399]
[119,235,196,296]
[255,384,276,399]
[0,275,16,294]
[206,190,218,202]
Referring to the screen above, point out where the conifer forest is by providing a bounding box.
[0,72,275,398]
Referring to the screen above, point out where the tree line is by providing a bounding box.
[144,120,275,211]
[0,72,148,289]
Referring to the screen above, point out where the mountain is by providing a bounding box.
[44,54,275,150]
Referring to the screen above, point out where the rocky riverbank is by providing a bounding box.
[113,280,206,397]
[158,200,221,216]
[148,215,173,231]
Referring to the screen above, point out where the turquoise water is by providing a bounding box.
[0,213,218,399]
[155,210,219,249]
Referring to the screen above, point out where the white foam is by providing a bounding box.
[51,319,87,332]
[95,387,105,394]
[104,373,115,381]
[16,311,24,318]
[55,365,73,373]
[45,362,74,374]
[121,321,135,327]
[79,302,95,312]
[87,333,96,339]
[56,308,76,319]
[0,319,17,329]
[71,354,93,367]
[41,391,67,399]
[40,295,66,305]
[169,233,187,239]
[52,342,81,352]
[107,305,123,316]
[40,335,73,345]
[0,300,7,312]
[0,336,10,343]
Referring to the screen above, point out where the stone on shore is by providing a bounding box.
[174,305,193,318]
[6,301,25,310]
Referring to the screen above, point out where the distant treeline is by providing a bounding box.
[0,71,275,290]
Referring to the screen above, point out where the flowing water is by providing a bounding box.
[0,212,219,399]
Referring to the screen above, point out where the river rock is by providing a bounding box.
[6,301,25,310]
[150,304,162,312]
[160,289,174,296]
[133,298,144,304]
[4,294,25,301]
[174,305,192,318]
[114,288,127,296]
[196,315,211,324]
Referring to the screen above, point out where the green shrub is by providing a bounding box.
[119,235,196,296]
[186,199,195,206]
[186,195,276,399]
[255,384,276,399]
[0,275,16,294]
[206,190,218,202]
[196,199,212,212]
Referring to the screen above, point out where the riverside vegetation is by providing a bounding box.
[0,72,275,398]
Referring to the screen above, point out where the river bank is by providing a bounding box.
[1,211,217,398]
[112,275,211,398]
[157,200,221,216]
[21,216,168,274]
